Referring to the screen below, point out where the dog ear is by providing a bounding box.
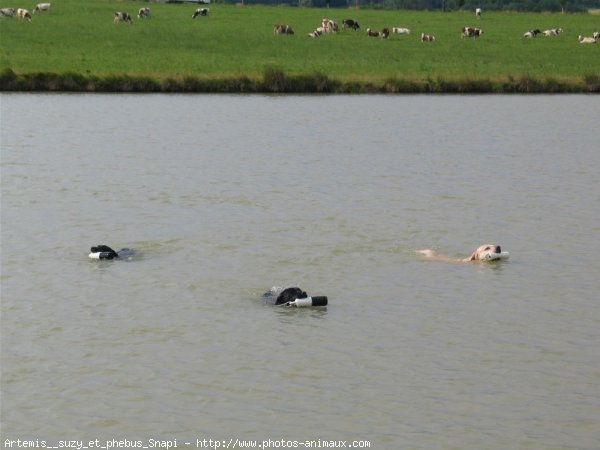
[466,250,478,261]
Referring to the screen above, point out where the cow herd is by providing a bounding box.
[522,27,599,44]
[2,4,598,45]
[298,17,409,40]
[272,9,598,45]
[113,7,209,23]
[0,4,211,22]
[1,3,49,21]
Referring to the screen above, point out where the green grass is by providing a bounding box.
[1,1,599,92]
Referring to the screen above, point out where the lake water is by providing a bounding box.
[1,94,599,449]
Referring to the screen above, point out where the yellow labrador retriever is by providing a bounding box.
[419,244,509,262]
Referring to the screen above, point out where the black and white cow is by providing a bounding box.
[578,35,597,44]
[342,19,360,31]
[192,8,209,18]
[461,26,483,38]
[138,7,151,19]
[0,7,15,17]
[543,28,563,36]
[114,11,133,24]
[523,29,541,38]
[322,18,338,33]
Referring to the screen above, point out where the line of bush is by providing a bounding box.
[1,68,599,93]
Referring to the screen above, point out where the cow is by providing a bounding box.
[17,8,32,21]
[543,28,563,36]
[322,18,338,33]
[523,29,541,38]
[367,28,390,39]
[274,24,294,35]
[192,8,209,18]
[366,28,389,38]
[421,32,435,42]
[593,31,600,40]
[392,27,411,35]
[475,8,482,19]
[0,7,15,17]
[114,11,133,24]
[578,35,597,44]
[461,26,483,38]
[33,3,50,13]
[342,19,360,31]
[138,7,150,19]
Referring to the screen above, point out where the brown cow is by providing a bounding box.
[367,28,388,38]
[274,24,294,35]
[17,8,32,21]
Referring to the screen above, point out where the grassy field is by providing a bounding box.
[1,0,599,92]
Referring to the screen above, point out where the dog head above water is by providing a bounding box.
[466,244,502,261]
[275,287,308,305]
[90,245,119,259]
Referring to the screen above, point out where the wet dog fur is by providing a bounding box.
[418,244,503,263]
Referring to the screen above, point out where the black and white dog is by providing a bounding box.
[263,287,327,307]
[89,245,133,260]
[268,287,307,305]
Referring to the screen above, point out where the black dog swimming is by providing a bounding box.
[263,287,327,307]
[89,245,134,260]
[272,287,308,305]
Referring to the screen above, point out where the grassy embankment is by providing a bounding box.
[1,0,599,92]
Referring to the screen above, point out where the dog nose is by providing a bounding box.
[495,245,501,253]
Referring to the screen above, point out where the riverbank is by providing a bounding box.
[2,69,599,93]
